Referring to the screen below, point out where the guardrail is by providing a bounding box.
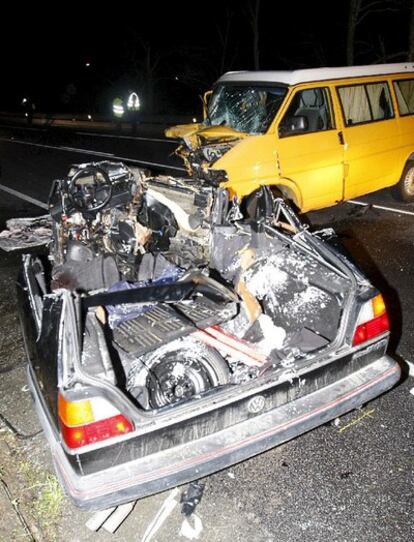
[0,112,198,130]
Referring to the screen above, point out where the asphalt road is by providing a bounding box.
[0,124,413,542]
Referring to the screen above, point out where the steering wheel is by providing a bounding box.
[67,165,113,213]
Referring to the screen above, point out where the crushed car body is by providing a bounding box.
[5,161,400,510]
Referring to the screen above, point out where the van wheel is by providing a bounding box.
[395,162,414,202]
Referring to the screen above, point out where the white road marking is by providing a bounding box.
[0,183,48,209]
[347,199,414,217]
[59,145,115,157]
[0,137,186,172]
[76,131,178,144]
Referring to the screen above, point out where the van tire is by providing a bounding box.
[271,186,299,213]
[395,162,414,202]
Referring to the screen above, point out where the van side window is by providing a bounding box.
[393,79,414,115]
[279,88,333,137]
[366,83,393,120]
[337,82,393,126]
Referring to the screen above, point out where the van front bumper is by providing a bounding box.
[28,356,400,511]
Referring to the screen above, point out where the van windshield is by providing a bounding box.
[206,84,288,135]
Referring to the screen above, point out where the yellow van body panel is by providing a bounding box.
[340,120,402,199]
[214,134,278,190]
[270,130,344,212]
[165,123,203,139]
[169,70,414,212]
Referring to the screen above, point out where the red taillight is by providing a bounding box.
[352,294,389,346]
[60,414,133,449]
[353,313,390,346]
[58,393,133,449]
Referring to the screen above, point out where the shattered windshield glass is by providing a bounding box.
[206,84,288,135]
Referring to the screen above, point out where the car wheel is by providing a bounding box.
[395,162,414,202]
[130,337,230,410]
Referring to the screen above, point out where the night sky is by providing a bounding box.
[1,1,410,114]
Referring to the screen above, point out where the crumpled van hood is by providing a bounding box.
[165,123,246,149]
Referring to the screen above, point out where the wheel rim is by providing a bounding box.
[146,353,218,409]
[404,167,414,196]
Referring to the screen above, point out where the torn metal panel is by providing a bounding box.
[0,215,52,251]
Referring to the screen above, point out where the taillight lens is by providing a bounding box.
[58,394,133,449]
[352,293,389,346]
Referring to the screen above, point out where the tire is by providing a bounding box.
[128,337,230,409]
[394,162,414,202]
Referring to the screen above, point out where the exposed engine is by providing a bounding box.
[176,141,233,184]
[49,161,220,288]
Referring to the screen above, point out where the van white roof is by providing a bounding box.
[218,63,414,86]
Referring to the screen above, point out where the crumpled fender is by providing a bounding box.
[223,177,303,209]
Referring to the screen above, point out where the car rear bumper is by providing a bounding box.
[28,355,400,511]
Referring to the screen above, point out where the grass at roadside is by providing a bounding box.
[19,460,64,535]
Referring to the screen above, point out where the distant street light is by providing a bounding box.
[85,62,91,67]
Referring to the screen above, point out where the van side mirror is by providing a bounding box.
[202,90,213,120]
[279,115,308,137]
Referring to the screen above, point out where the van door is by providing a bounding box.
[336,81,400,199]
[276,86,344,211]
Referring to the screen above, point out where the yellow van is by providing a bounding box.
[166,63,414,212]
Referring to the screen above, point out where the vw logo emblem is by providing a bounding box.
[247,395,265,414]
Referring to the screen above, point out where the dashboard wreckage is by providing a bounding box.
[3,161,400,510]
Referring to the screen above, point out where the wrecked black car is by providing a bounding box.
[7,161,399,510]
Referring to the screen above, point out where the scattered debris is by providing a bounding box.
[0,215,52,251]
[141,488,179,542]
[86,507,116,531]
[227,472,235,479]
[332,417,341,427]
[340,471,353,479]
[409,387,414,397]
[180,482,205,516]
[338,408,375,434]
[404,359,414,378]
[102,501,136,534]
[180,513,203,540]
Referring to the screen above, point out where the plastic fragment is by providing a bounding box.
[404,359,414,377]
[141,488,179,542]
[180,513,203,540]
